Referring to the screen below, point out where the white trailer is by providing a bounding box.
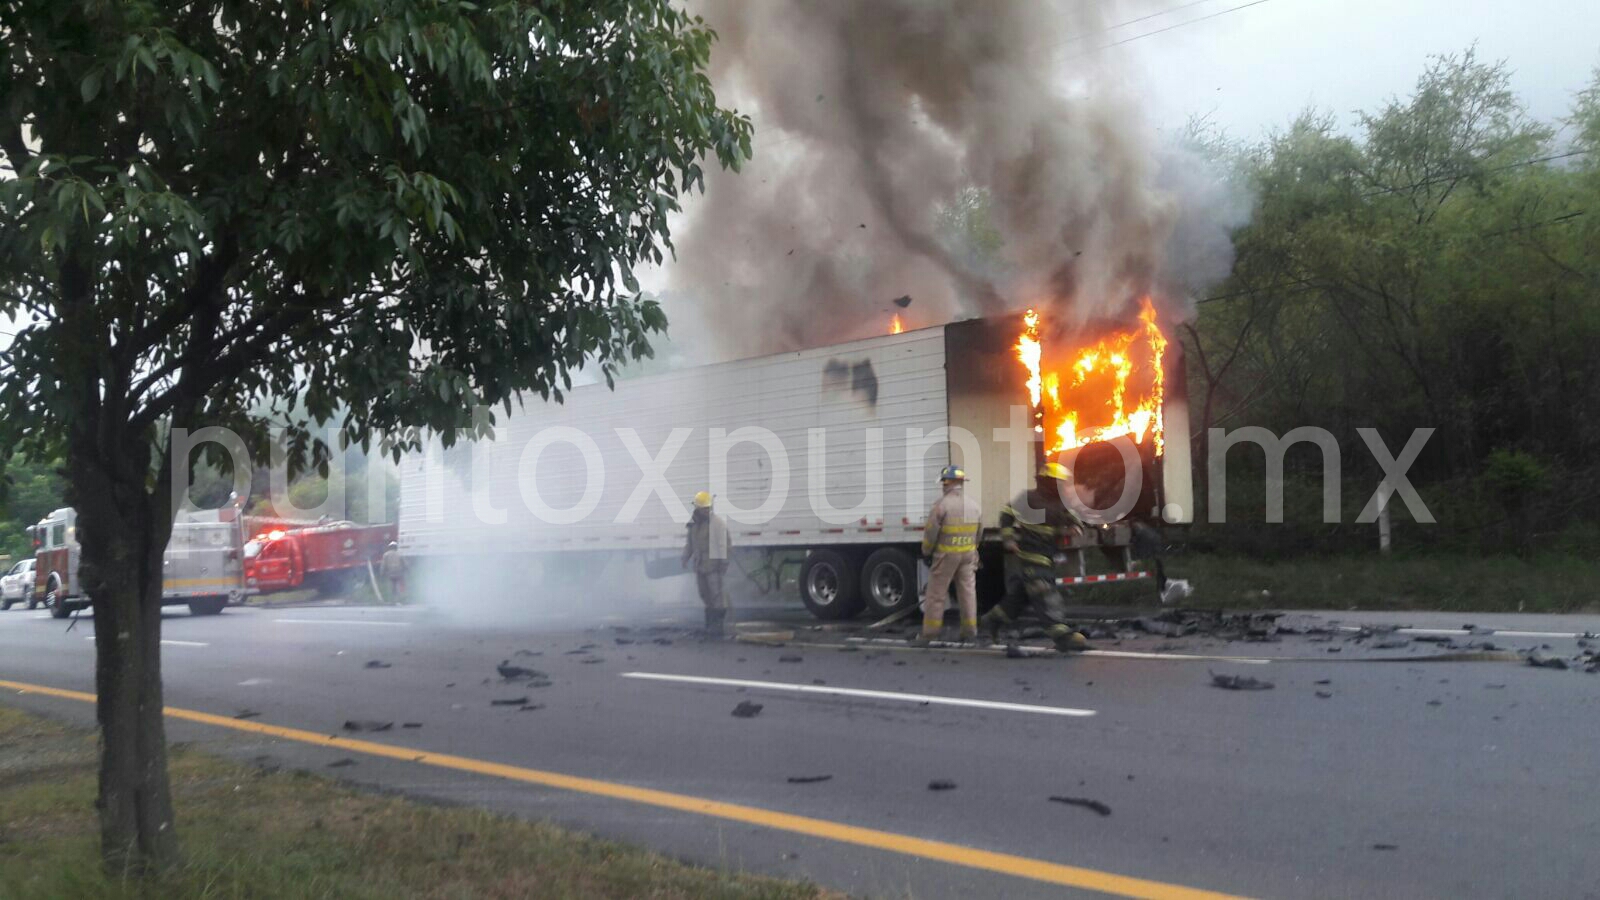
[398,316,1193,620]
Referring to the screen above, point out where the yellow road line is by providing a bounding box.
[0,677,1246,900]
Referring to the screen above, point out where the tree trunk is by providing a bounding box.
[70,436,181,874]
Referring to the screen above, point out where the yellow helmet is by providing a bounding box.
[693,491,713,509]
[1039,461,1071,482]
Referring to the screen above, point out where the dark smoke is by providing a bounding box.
[668,0,1239,357]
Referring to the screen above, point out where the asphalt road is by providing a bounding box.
[3,600,1598,899]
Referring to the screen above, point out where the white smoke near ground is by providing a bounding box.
[407,548,788,630]
[665,0,1245,357]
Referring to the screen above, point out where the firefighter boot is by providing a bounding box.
[978,607,1010,643]
[958,618,980,645]
[704,607,728,637]
[909,616,942,648]
[1049,624,1088,653]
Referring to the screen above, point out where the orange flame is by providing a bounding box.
[889,314,904,334]
[1014,298,1168,456]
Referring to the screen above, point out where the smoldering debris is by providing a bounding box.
[1049,796,1111,817]
[1210,672,1274,691]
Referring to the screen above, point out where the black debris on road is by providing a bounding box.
[497,661,547,680]
[326,758,358,768]
[787,775,833,784]
[491,697,529,706]
[233,709,261,720]
[1049,796,1112,816]
[342,720,393,732]
[364,660,392,669]
[731,701,764,718]
[927,780,957,791]
[1211,672,1274,691]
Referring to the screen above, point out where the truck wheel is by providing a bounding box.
[861,548,918,619]
[799,549,863,620]
[45,577,70,619]
[188,597,226,616]
[24,586,37,610]
[1,596,12,611]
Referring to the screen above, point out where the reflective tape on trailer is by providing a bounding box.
[1059,571,1151,585]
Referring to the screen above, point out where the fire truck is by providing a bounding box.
[28,507,251,619]
[398,309,1195,621]
[241,520,397,596]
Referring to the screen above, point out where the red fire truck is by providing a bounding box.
[241,520,398,596]
[28,507,250,618]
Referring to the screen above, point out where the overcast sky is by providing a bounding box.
[1115,0,1598,142]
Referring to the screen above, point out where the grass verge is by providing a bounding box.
[1172,553,1600,613]
[0,705,830,900]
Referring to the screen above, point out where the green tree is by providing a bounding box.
[1188,50,1600,551]
[0,456,67,560]
[0,0,748,872]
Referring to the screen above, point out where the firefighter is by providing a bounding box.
[379,541,407,603]
[682,491,733,635]
[978,462,1089,652]
[912,465,982,646]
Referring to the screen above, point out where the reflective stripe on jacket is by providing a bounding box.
[922,488,982,557]
[998,489,1080,568]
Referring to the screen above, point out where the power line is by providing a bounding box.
[1045,0,1227,52]
[745,0,1279,143]
[1197,210,1589,305]
[1062,0,1278,62]
[1360,149,1593,198]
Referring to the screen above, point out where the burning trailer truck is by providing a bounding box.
[397,303,1193,621]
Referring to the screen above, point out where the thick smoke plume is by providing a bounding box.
[667,0,1235,357]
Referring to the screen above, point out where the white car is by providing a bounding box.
[1,558,37,610]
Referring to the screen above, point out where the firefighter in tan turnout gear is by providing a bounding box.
[912,465,982,646]
[978,461,1089,652]
[682,491,733,635]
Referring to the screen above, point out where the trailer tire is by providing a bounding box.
[188,597,226,616]
[1,596,12,611]
[24,585,38,610]
[861,547,919,619]
[799,549,863,620]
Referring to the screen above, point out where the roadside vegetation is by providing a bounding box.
[0,706,828,900]
[1182,50,1600,572]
